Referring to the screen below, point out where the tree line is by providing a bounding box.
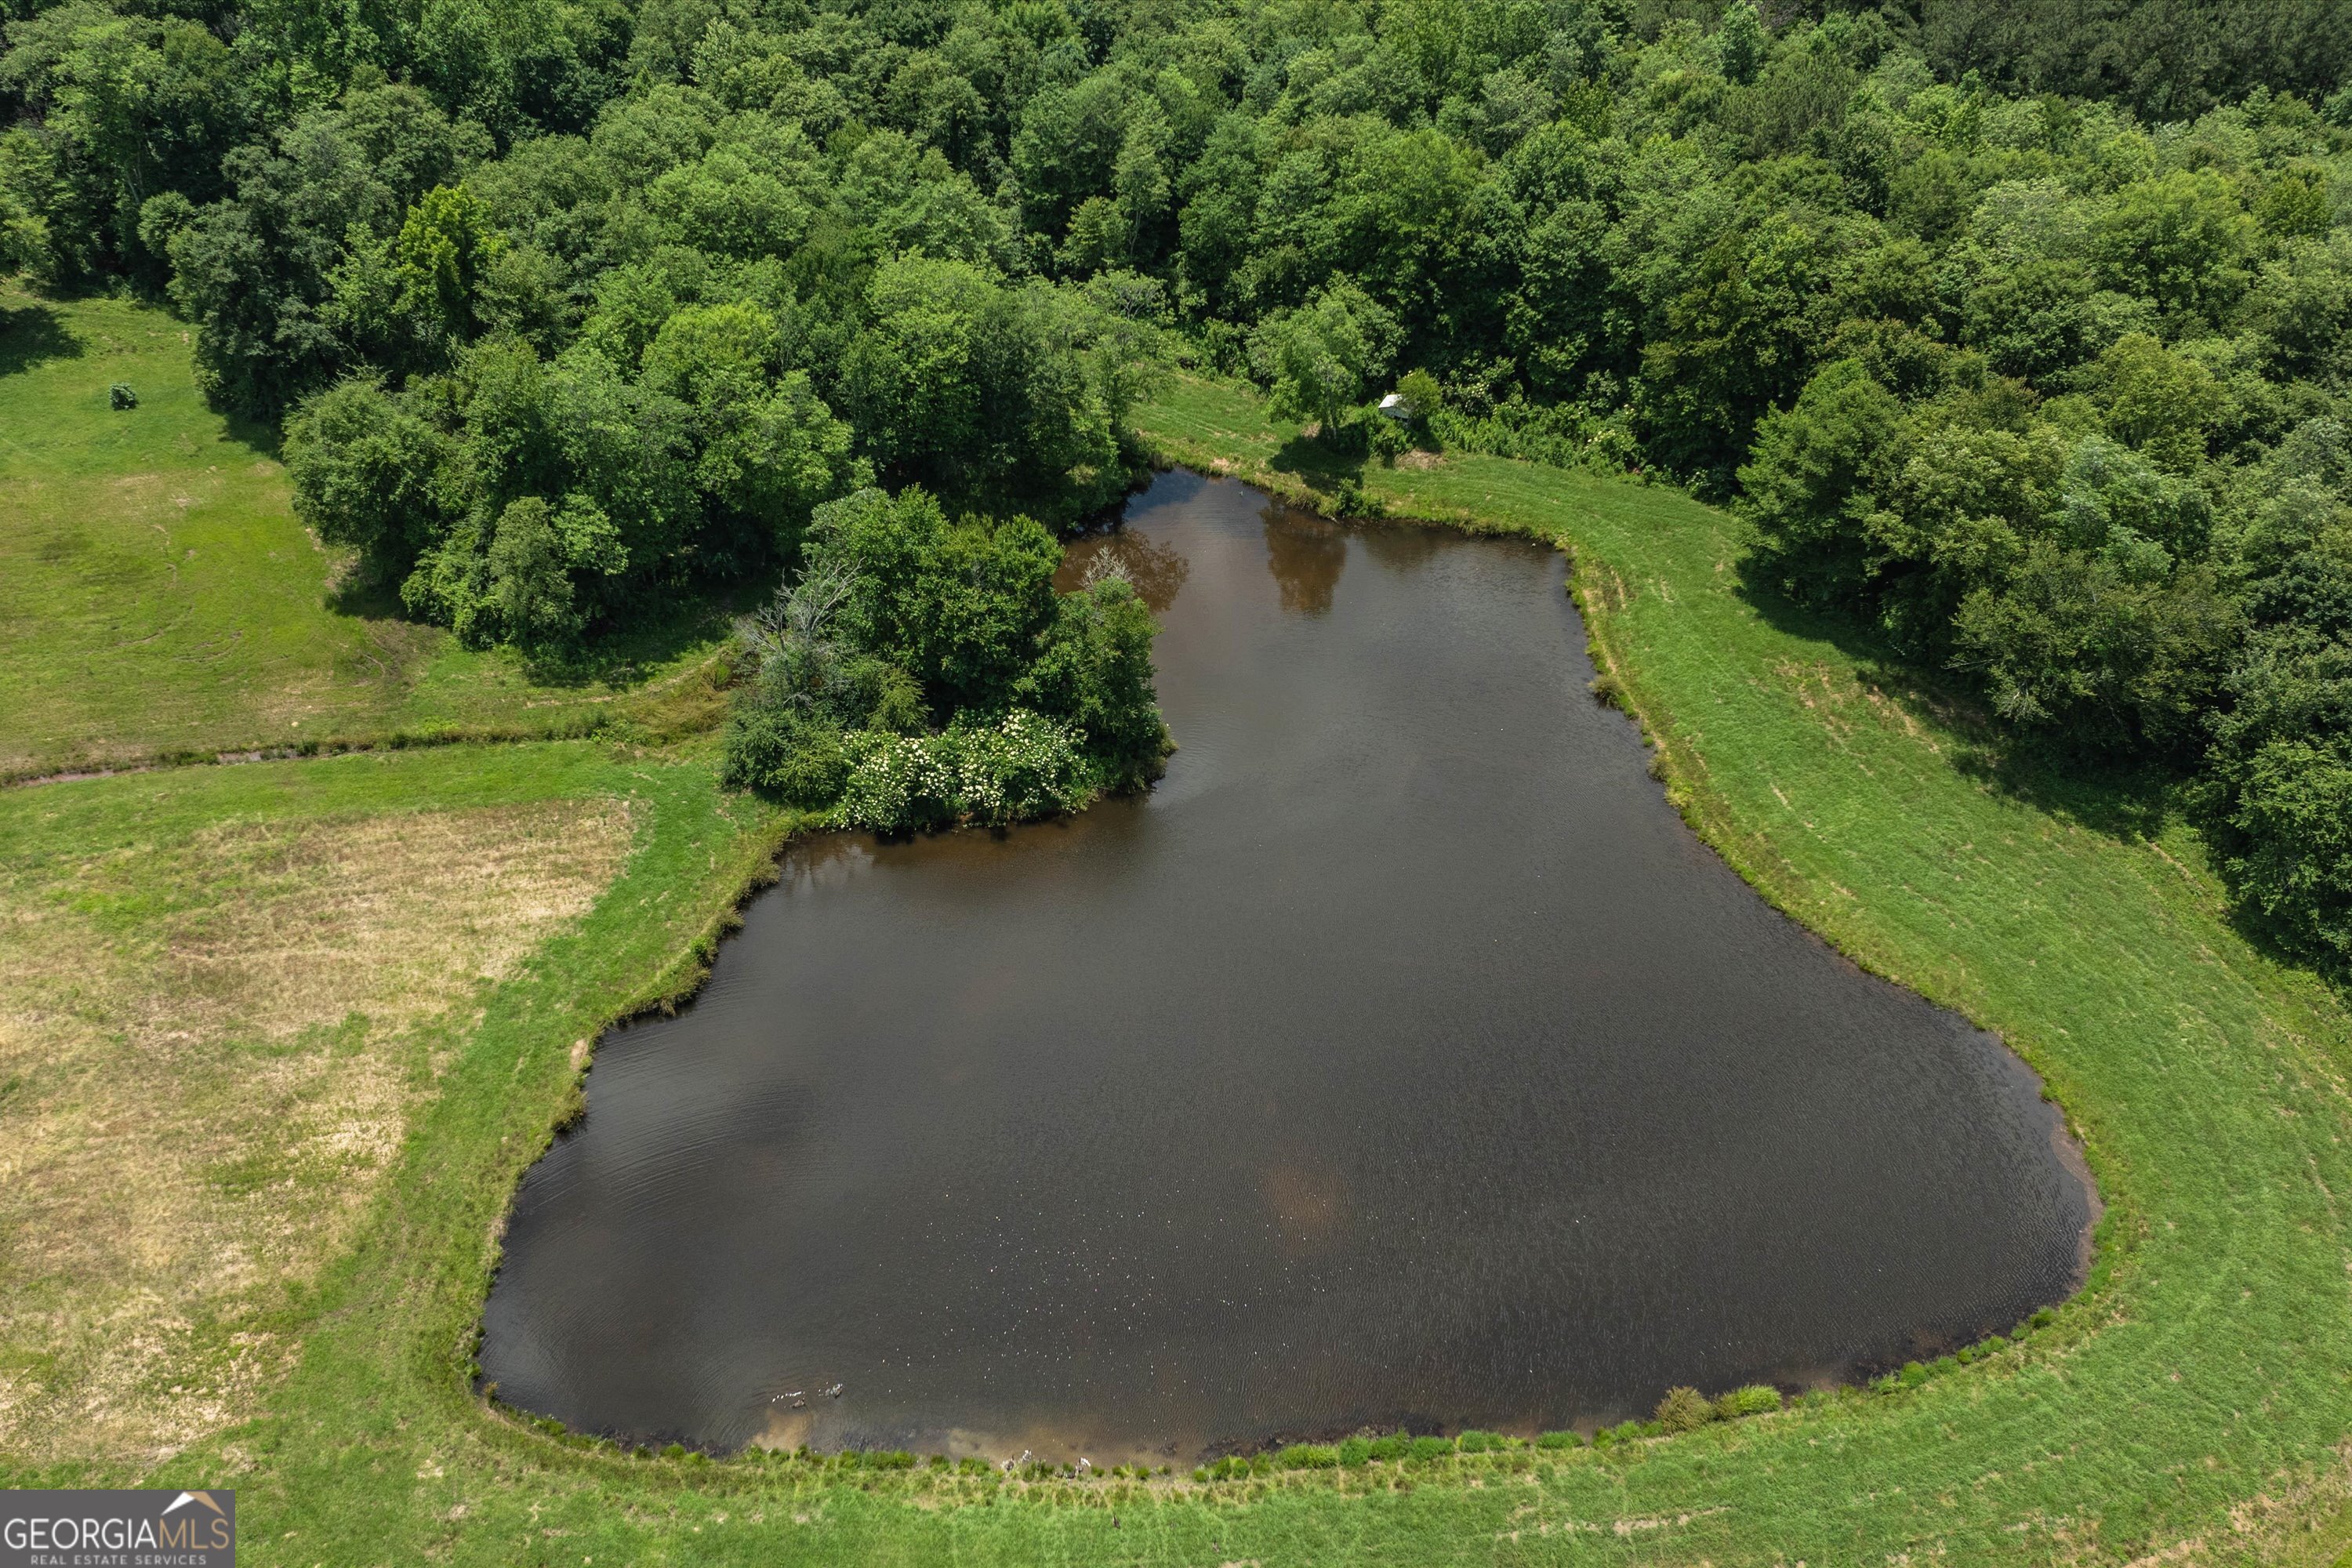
[4,0,2350,928]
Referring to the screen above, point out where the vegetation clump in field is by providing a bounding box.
[721,485,1168,831]
[1653,1385,1715,1432]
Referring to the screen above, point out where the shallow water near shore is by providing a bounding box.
[478,469,2092,1462]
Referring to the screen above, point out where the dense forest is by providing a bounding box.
[4,0,2350,938]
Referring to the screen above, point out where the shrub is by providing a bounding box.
[1535,1429,1584,1449]
[1426,392,1637,473]
[1394,368,1443,432]
[1655,1386,1715,1433]
[720,702,851,807]
[2032,1306,2057,1327]
[1406,1435,1454,1460]
[1277,1444,1339,1469]
[946,708,1090,824]
[1363,1435,1407,1461]
[833,709,1091,832]
[109,383,136,409]
[1899,1361,1929,1387]
[1455,1430,1508,1453]
[837,728,963,832]
[1713,1385,1783,1419]
[1338,1436,1372,1465]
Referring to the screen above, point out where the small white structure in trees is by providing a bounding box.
[1377,391,1416,423]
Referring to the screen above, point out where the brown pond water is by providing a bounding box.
[477,470,2092,1463]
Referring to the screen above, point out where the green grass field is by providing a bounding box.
[0,292,736,779]
[5,352,2352,1563]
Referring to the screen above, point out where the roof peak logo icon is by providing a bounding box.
[4,1487,235,1565]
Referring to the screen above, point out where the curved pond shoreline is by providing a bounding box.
[478,469,2096,1463]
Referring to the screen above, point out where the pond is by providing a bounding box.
[477,470,2093,1463]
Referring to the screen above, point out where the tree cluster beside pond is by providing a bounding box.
[5,0,2351,913]
[721,485,1167,829]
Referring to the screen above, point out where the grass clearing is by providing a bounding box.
[3,370,2352,1562]
[0,290,739,778]
[0,781,633,1467]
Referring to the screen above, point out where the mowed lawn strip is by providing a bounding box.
[2,372,2350,1563]
[0,292,734,777]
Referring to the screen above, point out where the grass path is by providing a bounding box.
[4,368,2352,1563]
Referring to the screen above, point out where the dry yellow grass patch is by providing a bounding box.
[0,799,632,1466]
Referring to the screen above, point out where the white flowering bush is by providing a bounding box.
[837,710,1090,833]
[838,731,962,832]
[951,709,1088,824]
